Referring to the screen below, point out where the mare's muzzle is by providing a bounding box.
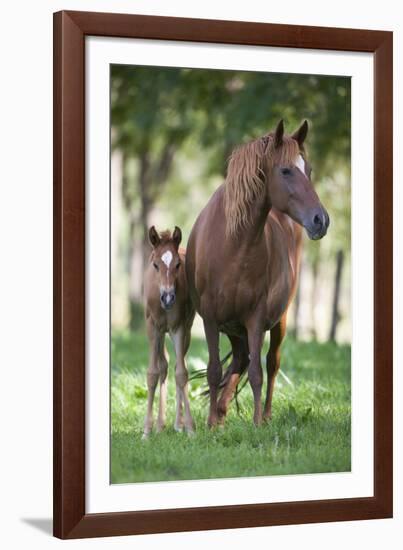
[160,289,176,310]
[304,206,330,240]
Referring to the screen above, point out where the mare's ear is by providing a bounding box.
[274,119,284,148]
[172,226,182,249]
[292,120,309,147]
[149,226,160,248]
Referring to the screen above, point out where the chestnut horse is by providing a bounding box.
[186,120,329,427]
[143,226,195,437]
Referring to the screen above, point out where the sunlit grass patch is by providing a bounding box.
[111,330,351,483]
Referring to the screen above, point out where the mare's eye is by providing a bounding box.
[281,168,291,176]
[153,262,159,271]
[176,262,181,270]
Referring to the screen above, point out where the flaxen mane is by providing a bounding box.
[224,133,300,236]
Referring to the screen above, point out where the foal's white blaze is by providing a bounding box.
[295,154,306,175]
[161,250,173,268]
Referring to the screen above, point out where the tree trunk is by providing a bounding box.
[329,250,345,342]
[139,151,152,295]
[292,263,302,340]
[310,252,319,340]
[124,146,176,331]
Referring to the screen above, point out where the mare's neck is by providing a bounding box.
[241,188,271,246]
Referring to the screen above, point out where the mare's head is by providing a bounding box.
[225,120,329,240]
[264,120,329,239]
[149,226,182,310]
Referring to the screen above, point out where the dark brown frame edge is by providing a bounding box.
[53,10,393,539]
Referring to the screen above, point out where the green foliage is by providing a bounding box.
[128,301,144,332]
[111,330,351,483]
[111,65,351,249]
[111,65,350,174]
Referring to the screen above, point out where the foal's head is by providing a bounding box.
[149,226,182,310]
[225,120,329,240]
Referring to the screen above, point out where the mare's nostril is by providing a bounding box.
[313,214,323,228]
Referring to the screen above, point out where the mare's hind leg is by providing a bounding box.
[203,319,222,428]
[143,318,163,438]
[217,334,249,422]
[170,325,194,434]
[263,314,287,421]
[156,343,169,432]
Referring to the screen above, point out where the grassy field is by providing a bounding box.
[111,329,351,484]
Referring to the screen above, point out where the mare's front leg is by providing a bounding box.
[203,319,222,428]
[263,314,287,421]
[143,318,163,438]
[170,326,194,434]
[246,315,265,426]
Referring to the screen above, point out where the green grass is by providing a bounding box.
[111,330,351,484]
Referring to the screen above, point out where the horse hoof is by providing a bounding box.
[174,424,184,433]
[207,414,219,428]
[141,432,150,440]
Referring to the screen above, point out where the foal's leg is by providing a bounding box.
[170,326,194,434]
[246,316,265,426]
[203,319,222,428]
[143,319,163,438]
[156,342,169,432]
[173,328,191,431]
[263,314,287,421]
[217,334,249,421]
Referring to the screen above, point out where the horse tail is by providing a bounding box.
[188,350,232,386]
[218,350,233,387]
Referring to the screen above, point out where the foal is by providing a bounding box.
[143,226,195,437]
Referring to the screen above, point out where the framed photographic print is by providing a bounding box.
[53,10,393,539]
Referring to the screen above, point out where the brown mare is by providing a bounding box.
[143,226,195,437]
[186,120,329,427]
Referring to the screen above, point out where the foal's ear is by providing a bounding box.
[274,119,284,148]
[172,226,182,249]
[292,120,309,147]
[149,226,160,248]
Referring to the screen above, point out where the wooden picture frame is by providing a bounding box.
[53,10,393,539]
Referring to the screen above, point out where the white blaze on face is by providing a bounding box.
[161,250,173,286]
[161,250,173,268]
[295,154,306,175]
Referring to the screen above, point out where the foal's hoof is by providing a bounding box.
[141,432,150,440]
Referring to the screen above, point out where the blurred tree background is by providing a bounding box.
[111,65,351,343]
